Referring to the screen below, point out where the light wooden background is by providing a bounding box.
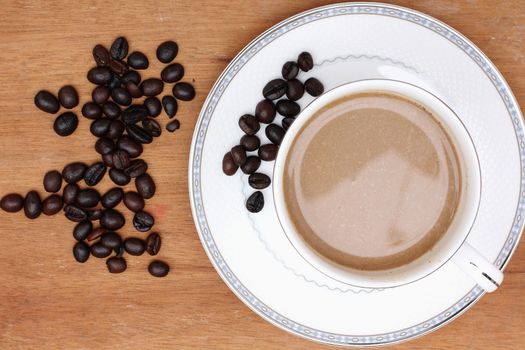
[0,1,523,349]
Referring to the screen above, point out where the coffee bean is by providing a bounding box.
[76,189,100,208]
[117,136,143,158]
[114,244,125,258]
[286,79,305,101]
[161,63,184,83]
[108,74,122,90]
[62,162,87,184]
[87,67,113,85]
[73,221,92,241]
[123,191,145,212]
[109,59,129,75]
[34,90,60,114]
[142,118,162,137]
[135,173,155,199]
[222,152,238,176]
[265,124,285,145]
[58,85,79,109]
[95,137,115,155]
[125,81,143,98]
[111,87,132,106]
[101,188,124,209]
[73,241,90,263]
[43,170,62,193]
[121,70,141,85]
[124,237,145,256]
[133,211,154,232]
[126,124,153,144]
[107,120,125,139]
[102,153,114,167]
[82,102,102,119]
[282,61,299,80]
[92,86,110,104]
[240,135,260,151]
[87,209,102,221]
[282,117,294,131]
[241,156,261,174]
[298,52,314,72]
[109,168,131,186]
[100,209,125,230]
[42,194,63,216]
[64,205,88,222]
[100,232,122,249]
[103,100,122,118]
[84,162,106,186]
[255,99,276,124]
[263,79,287,100]
[110,37,128,60]
[0,193,24,213]
[258,144,278,161]
[93,44,110,67]
[172,82,195,101]
[146,232,161,256]
[248,173,271,189]
[246,191,264,213]
[239,114,260,135]
[276,99,300,118]
[156,40,178,63]
[230,145,247,166]
[91,242,113,258]
[304,77,324,96]
[122,104,148,125]
[53,112,78,136]
[63,183,80,204]
[127,51,149,69]
[90,118,112,137]
[87,227,105,241]
[162,95,178,118]
[148,260,169,277]
[166,119,180,132]
[106,256,127,273]
[141,78,164,97]
[144,97,162,117]
[112,150,131,170]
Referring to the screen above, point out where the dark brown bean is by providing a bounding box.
[172,82,195,101]
[133,211,155,232]
[90,118,112,137]
[84,162,106,186]
[144,97,162,117]
[160,63,184,83]
[64,205,88,222]
[142,118,162,137]
[240,135,260,151]
[255,99,276,124]
[121,70,141,85]
[124,237,145,256]
[123,191,145,212]
[117,136,143,158]
[246,191,264,213]
[135,174,156,199]
[125,81,143,98]
[282,117,294,131]
[166,119,180,132]
[102,153,115,167]
[127,51,149,69]
[112,150,131,170]
[248,173,271,189]
[100,209,125,230]
[58,85,79,109]
[106,120,125,139]
[100,232,122,249]
[258,144,278,161]
[82,102,102,119]
[241,156,261,174]
[73,241,90,263]
[108,74,122,90]
[110,37,128,60]
[53,112,79,136]
[101,188,124,209]
[239,114,260,135]
[106,257,127,273]
[87,209,102,221]
[222,152,238,176]
[282,61,299,80]
[126,124,153,144]
[265,124,286,145]
[109,59,129,75]
[62,162,87,184]
[141,78,164,97]
[73,221,92,241]
[156,41,178,63]
[34,90,60,114]
[92,86,111,104]
[87,227,105,241]
[124,159,148,178]
[298,52,314,72]
[276,99,300,117]
[1,193,24,213]
[87,67,113,85]
[146,232,161,256]
[93,44,110,67]
[63,183,80,204]
[304,77,324,96]
[91,243,113,258]
[263,79,287,100]
[42,194,63,216]
[111,87,132,106]
[95,137,115,155]
[286,79,305,101]
[162,95,178,118]
[76,189,100,208]
[230,145,247,166]
[148,260,170,277]
[43,170,62,193]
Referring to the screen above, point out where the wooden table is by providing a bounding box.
[0,1,523,349]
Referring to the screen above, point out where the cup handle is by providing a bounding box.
[451,242,504,293]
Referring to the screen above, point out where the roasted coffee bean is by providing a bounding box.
[246,191,264,213]
[162,95,178,118]
[265,124,285,145]
[87,67,113,85]
[76,189,100,208]
[53,112,78,136]
[62,162,87,184]
[108,74,122,90]
[126,124,153,144]
[73,241,90,263]
[282,61,299,80]
[123,191,145,212]
[286,79,304,101]
[156,40,178,63]
[109,59,128,75]
[142,118,162,137]
[110,37,128,60]
[122,104,148,125]
[107,120,125,139]
[64,205,88,222]
[106,256,127,273]
[82,102,102,119]
[84,162,106,186]
[73,221,92,241]
[124,237,145,256]
[148,260,169,277]
[117,136,143,158]
[276,99,300,118]
[63,183,80,204]
[92,86,110,104]
[43,170,62,193]
[135,173,155,199]
[127,51,149,69]
[282,117,294,131]
[172,82,195,101]
[102,101,121,119]
[241,156,261,174]
[58,85,79,109]
[263,79,287,100]
[34,90,60,114]
[95,137,115,155]
[240,135,260,151]
[42,195,63,216]
[133,211,154,232]
[100,209,125,230]
[258,144,278,161]
[145,232,161,256]
[93,44,110,67]
[121,70,141,85]
[1,193,24,213]
[160,63,184,83]
[91,242,113,258]
[238,114,260,135]
[109,168,131,186]
[121,158,147,177]
[141,78,164,97]
[100,232,122,249]
[102,153,114,167]
[166,119,180,132]
[255,99,276,124]
[112,150,131,170]
[125,81,142,98]
[298,52,314,72]
[222,152,238,176]
[114,244,125,258]
[87,209,102,221]
[101,188,124,209]
[248,173,271,189]
[87,227,105,241]
[304,77,324,96]
[90,118,112,137]
[230,145,247,167]
[144,97,162,117]
[111,87,132,106]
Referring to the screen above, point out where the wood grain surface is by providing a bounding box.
[0,1,523,349]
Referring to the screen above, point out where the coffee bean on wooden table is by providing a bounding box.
[107,120,125,139]
[100,232,122,249]
[43,170,62,193]
[172,82,195,101]
[95,137,115,155]
[93,44,111,67]
[73,221,92,241]
[1,193,24,213]
[146,232,161,256]
[258,144,278,161]
[102,153,114,167]
[76,189,100,208]
[127,51,149,69]
[248,173,271,189]
[103,101,122,119]
[109,168,131,186]
[82,102,103,119]
[133,211,154,232]
[126,124,153,144]
[84,162,107,186]
[265,124,286,145]
[100,209,125,230]
[117,136,143,158]
[42,194,63,215]
[297,52,314,72]
[110,37,129,60]
[58,85,79,109]
[276,99,300,118]
[141,78,164,97]
[255,99,276,124]
[124,237,145,256]
[73,241,90,263]
[135,174,156,199]
[125,81,143,98]
[34,90,60,114]
[304,77,324,97]
[230,145,247,166]
[121,70,141,85]
[166,119,180,132]
[87,67,113,85]
[148,260,170,277]
[112,150,131,170]
[63,183,80,204]
[240,135,260,151]
[92,86,110,104]
[263,79,287,100]
[161,63,184,83]
[144,97,162,117]
[156,40,178,63]
[62,162,87,184]
[106,256,127,273]
[91,243,113,258]
[162,95,178,118]
[239,114,260,135]
[241,156,261,174]
[87,227,105,241]
[123,191,145,212]
[90,118,112,137]
[101,188,124,209]
[282,117,294,131]
[286,79,304,101]
[109,59,129,75]
[282,61,299,80]
[246,191,264,213]
[64,205,88,222]
[23,191,42,219]
[108,74,122,90]
[53,112,79,136]
[222,152,238,176]
[87,209,102,221]
[142,118,162,137]
[111,87,132,106]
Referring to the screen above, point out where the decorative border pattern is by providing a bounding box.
[190,3,524,346]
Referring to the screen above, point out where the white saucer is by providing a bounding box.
[189,3,525,346]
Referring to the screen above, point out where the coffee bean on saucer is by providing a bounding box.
[246,191,264,213]
[42,194,63,215]
[90,118,112,137]
[255,100,276,124]
[142,118,162,137]
[73,221,92,241]
[141,78,164,97]
[133,211,154,232]
[64,204,88,222]
[156,40,178,63]
[111,87,132,106]
[124,159,148,178]
[34,90,60,114]
[276,99,300,118]
[87,67,113,85]
[144,97,162,117]
[53,112,78,136]
[230,145,246,166]
[62,162,87,184]
[84,162,106,186]
[101,187,124,209]
[100,232,122,249]
[258,144,278,161]
[73,241,90,263]
[222,152,238,176]
[109,168,130,186]
[76,188,100,208]
[106,256,127,273]
[282,117,294,131]
[121,70,141,85]
[239,114,260,135]
[93,44,110,67]
[1,193,24,213]
[162,95,178,118]
[124,237,145,256]
[172,82,195,101]
[240,135,260,151]
[125,81,143,98]
[241,156,261,174]
[82,102,102,119]
[126,124,153,144]
[110,37,129,60]
[161,63,184,83]
[43,170,62,193]
[117,136,143,158]
[304,77,324,96]
[248,173,271,189]
[297,52,313,72]
[58,85,79,109]
[263,79,287,100]
[123,191,145,212]
[86,227,105,241]
[100,209,125,230]
[127,51,149,69]
[265,124,285,145]
[146,232,161,256]
[92,86,110,104]
[135,174,156,199]
[63,183,80,204]
[286,79,304,101]
[24,191,42,219]
[109,59,129,75]
[282,61,299,80]
[148,260,169,277]
[91,242,112,258]
[166,119,180,132]
[112,150,131,170]
[95,137,115,155]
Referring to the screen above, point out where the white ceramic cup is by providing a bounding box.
[273,79,504,292]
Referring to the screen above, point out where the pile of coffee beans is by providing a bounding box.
[222,52,324,213]
[1,37,196,277]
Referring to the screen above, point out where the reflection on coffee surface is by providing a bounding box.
[283,93,461,270]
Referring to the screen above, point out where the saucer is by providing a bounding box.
[189,2,524,346]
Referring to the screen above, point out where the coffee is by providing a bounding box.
[283,92,461,271]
